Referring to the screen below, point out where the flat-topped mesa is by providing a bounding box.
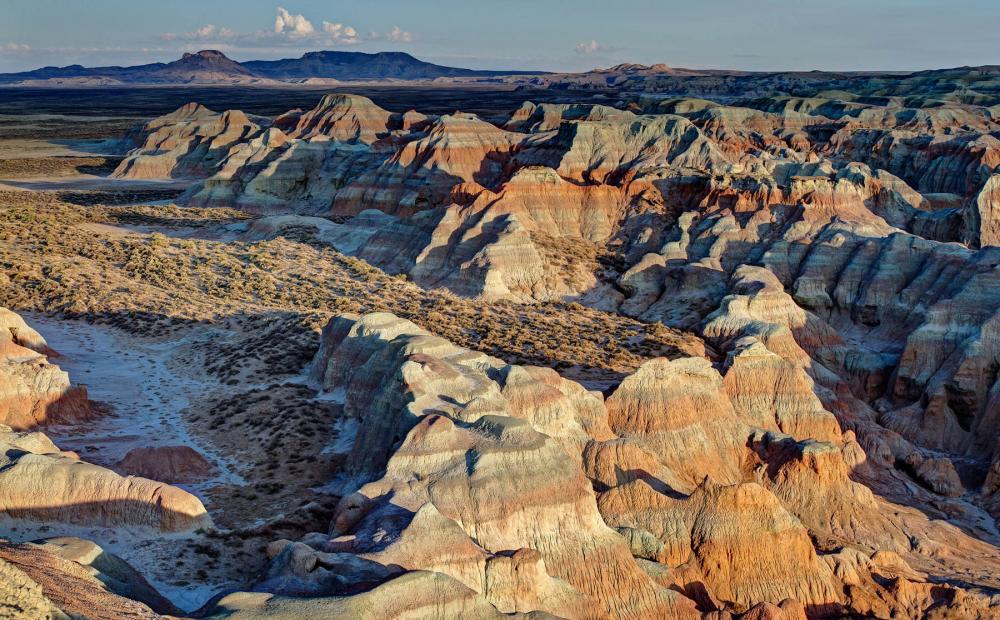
[0,308,92,429]
[281,94,428,143]
[112,103,264,179]
[0,426,211,533]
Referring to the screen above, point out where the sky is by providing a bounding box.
[1,0,998,74]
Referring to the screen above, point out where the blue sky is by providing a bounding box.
[1,0,998,73]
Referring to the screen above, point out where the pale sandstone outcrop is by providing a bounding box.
[25,537,180,615]
[336,414,692,619]
[0,424,61,455]
[210,571,538,619]
[186,96,427,213]
[0,555,66,620]
[0,308,91,429]
[0,308,51,355]
[310,312,612,477]
[113,103,263,179]
[0,428,211,532]
[0,541,164,620]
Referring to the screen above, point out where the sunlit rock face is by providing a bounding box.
[0,307,91,429]
[113,103,264,179]
[0,439,212,532]
[303,311,694,619]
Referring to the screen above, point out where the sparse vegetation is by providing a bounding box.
[0,190,705,378]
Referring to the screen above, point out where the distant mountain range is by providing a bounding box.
[3,50,997,104]
[0,50,544,86]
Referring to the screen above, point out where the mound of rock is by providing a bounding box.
[116,445,217,484]
[113,103,263,179]
[0,308,91,429]
[0,539,170,619]
[0,426,211,532]
[279,93,428,143]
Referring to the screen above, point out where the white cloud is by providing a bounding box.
[160,24,236,42]
[387,26,413,43]
[575,39,603,55]
[322,21,360,44]
[2,42,31,52]
[274,7,315,38]
[154,8,414,54]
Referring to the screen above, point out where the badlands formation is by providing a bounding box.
[1,78,1000,619]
